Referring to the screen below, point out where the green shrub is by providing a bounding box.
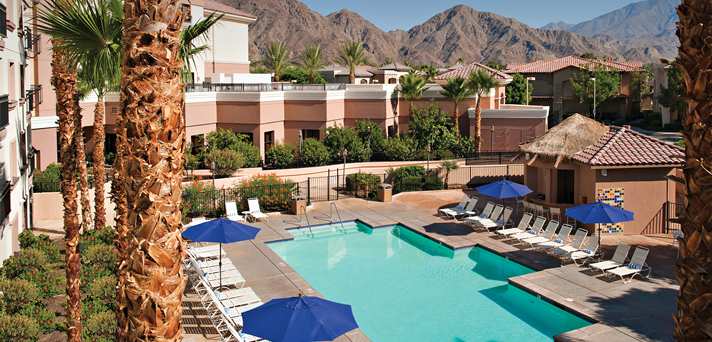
[206,129,261,167]
[18,229,37,249]
[323,127,371,163]
[184,148,200,173]
[0,279,40,315]
[423,174,444,190]
[87,275,117,310]
[400,176,424,193]
[452,136,476,157]
[355,120,386,156]
[346,173,381,199]
[19,305,58,334]
[238,175,296,212]
[300,138,330,167]
[0,314,40,341]
[387,166,427,193]
[206,149,244,177]
[33,163,61,192]
[233,140,261,168]
[18,231,62,264]
[182,181,222,218]
[84,310,116,341]
[83,245,117,281]
[436,149,456,160]
[1,248,47,280]
[382,137,416,161]
[265,145,296,169]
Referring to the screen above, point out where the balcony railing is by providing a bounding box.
[0,4,7,37]
[26,85,42,113]
[185,83,347,93]
[0,95,9,130]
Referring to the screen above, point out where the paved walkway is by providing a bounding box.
[186,190,678,342]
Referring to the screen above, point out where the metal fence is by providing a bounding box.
[641,201,683,237]
[185,83,346,93]
[464,151,520,166]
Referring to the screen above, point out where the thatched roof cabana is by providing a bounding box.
[520,114,609,166]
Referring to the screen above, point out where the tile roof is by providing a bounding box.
[379,63,411,71]
[505,55,643,74]
[320,64,373,77]
[435,62,512,82]
[198,0,256,19]
[572,126,684,167]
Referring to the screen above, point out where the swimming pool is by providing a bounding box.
[269,221,591,341]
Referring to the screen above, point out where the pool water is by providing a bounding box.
[269,222,591,341]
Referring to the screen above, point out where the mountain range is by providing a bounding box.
[219,0,679,66]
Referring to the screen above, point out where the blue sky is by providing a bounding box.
[301,0,641,31]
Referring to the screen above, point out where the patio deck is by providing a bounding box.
[185,189,678,342]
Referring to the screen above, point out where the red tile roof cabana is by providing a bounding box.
[519,114,683,235]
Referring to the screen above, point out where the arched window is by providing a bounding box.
[360,79,368,84]
[388,78,397,84]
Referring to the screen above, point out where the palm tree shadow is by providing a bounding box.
[423,222,473,236]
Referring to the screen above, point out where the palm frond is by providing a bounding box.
[180,12,224,73]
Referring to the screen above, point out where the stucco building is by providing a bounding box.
[520,114,684,235]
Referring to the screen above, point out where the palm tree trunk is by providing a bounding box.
[73,93,92,231]
[51,46,82,342]
[474,98,482,152]
[113,104,130,339]
[673,1,712,340]
[119,1,187,339]
[93,97,106,229]
[349,68,355,84]
[453,100,460,136]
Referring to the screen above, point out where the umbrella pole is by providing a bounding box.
[219,242,223,289]
[597,224,601,251]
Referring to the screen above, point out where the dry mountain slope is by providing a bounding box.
[218,0,660,65]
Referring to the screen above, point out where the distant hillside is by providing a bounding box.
[219,0,676,65]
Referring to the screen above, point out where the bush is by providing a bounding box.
[300,138,330,167]
[0,315,40,341]
[452,136,476,158]
[0,279,40,315]
[18,231,62,264]
[435,149,455,160]
[1,248,48,280]
[81,225,116,248]
[232,140,261,168]
[423,174,444,190]
[83,245,117,281]
[206,129,261,167]
[33,163,61,192]
[387,166,427,193]
[84,310,116,341]
[323,127,370,163]
[400,176,425,193]
[206,149,244,177]
[182,181,222,218]
[382,137,416,161]
[355,120,386,157]
[87,275,117,309]
[238,175,296,212]
[346,173,381,199]
[265,145,296,169]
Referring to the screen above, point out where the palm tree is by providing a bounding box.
[420,64,439,83]
[264,41,290,82]
[338,41,368,84]
[73,94,92,230]
[441,77,474,136]
[440,160,459,187]
[179,12,223,82]
[118,0,187,339]
[673,1,712,340]
[399,71,428,114]
[301,44,324,84]
[466,69,498,152]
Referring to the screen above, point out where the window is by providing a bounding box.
[388,78,397,84]
[0,163,9,226]
[264,131,274,151]
[190,134,205,155]
[0,95,8,130]
[0,3,6,37]
[387,125,396,138]
[360,79,368,84]
[301,129,320,141]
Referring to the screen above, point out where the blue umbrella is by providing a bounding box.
[182,218,260,288]
[476,179,533,199]
[243,295,359,342]
[565,202,634,245]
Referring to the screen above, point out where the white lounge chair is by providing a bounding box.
[442,199,478,220]
[185,217,207,227]
[590,244,631,274]
[464,202,494,222]
[465,204,503,228]
[510,216,546,240]
[438,196,469,217]
[606,246,651,283]
[225,201,246,222]
[188,245,227,260]
[553,228,588,256]
[569,237,600,266]
[243,198,269,222]
[495,212,533,235]
[537,224,573,249]
[479,206,513,231]
[522,220,559,246]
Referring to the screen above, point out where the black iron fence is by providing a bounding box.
[464,151,520,166]
[641,201,683,237]
[185,83,346,93]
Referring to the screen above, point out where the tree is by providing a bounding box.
[264,41,290,82]
[419,64,439,82]
[338,41,368,84]
[466,69,498,152]
[440,77,474,136]
[323,127,370,163]
[506,73,532,105]
[281,66,326,84]
[179,13,223,83]
[118,0,187,339]
[440,160,459,186]
[485,60,505,71]
[408,105,457,153]
[399,71,429,115]
[300,44,324,84]
[658,63,686,121]
[207,149,244,177]
[570,66,621,118]
[73,95,92,230]
[355,120,385,157]
[673,1,712,340]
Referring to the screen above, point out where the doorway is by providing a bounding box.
[556,169,575,204]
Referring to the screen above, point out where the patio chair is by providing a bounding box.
[225,201,245,222]
[521,220,559,246]
[495,212,533,235]
[464,204,503,228]
[442,199,478,220]
[569,236,600,266]
[192,259,246,289]
[186,217,207,227]
[589,244,631,274]
[537,224,573,249]
[188,245,227,260]
[509,216,547,240]
[438,196,469,217]
[465,201,494,221]
[243,198,269,222]
[552,229,588,256]
[606,246,651,283]
[477,206,513,231]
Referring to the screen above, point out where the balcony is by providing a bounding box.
[0,95,8,131]
[185,83,347,93]
[26,85,42,113]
